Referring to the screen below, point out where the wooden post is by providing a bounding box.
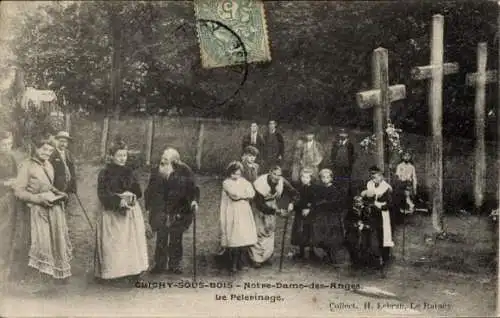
[465,42,498,212]
[411,15,459,234]
[64,113,71,132]
[145,116,154,166]
[372,48,386,172]
[100,116,110,160]
[356,47,406,174]
[195,119,205,171]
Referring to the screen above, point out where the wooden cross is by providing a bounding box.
[466,42,498,212]
[356,47,406,173]
[411,14,459,234]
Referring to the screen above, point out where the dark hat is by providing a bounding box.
[243,145,259,157]
[369,165,380,173]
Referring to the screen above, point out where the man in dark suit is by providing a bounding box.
[145,147,200,274]
[241,122,265,155]
[50,131,77,196]
[263,120,285,170]
[330,128,355,196]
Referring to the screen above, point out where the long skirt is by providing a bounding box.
[310,211,344,250]
[28,203,72,279]
[290,212,312,246]
[344,225,381,267]
[0,191,30,282]
[94,203,149,279]
[220,197,257,248]
[248,210,276,263]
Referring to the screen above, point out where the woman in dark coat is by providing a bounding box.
[310,169,346,264]
[0,130,27,284]
[95,140,149,284]
[290,168,316,260]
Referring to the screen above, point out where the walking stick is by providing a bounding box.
[74,192,94,232]
[279,211,290,272]
[192,204,197,282]
[402,211,406,262]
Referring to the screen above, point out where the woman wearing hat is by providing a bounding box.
[363,167,394,270]
[13,134,72,293]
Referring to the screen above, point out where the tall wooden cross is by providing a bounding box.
[465,42,498,212]
[356,47,406,173]
[411,14,459,234]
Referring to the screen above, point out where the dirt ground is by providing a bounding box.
[0,164,497,317]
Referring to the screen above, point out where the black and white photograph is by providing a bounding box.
[0,1,498,317]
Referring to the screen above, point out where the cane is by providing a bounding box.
[74,192,94,232]
[279,211,290,272]
[402,212,406,262]
[192,204,197,282]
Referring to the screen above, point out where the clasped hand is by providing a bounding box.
[302,208,310,217]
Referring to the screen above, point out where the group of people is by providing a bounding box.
[0,130,77,293]
[0,129,201,293]
[0,120,419,294]
[220,120,419,273]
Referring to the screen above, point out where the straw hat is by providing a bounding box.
[55,131,72,140]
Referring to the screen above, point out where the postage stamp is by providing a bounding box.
[194,0,271,68]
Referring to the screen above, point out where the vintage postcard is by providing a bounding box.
[0,1,498,317]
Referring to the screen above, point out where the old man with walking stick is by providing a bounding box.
[145,148,200,275]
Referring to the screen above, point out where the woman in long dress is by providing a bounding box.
[0,131,21,284]
[290,168,316,260]
[310,169,345,264]
[95,140,149,285]
[219,161,257,273]
[13,135,72,293]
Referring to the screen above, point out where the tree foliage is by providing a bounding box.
[6,0,498,139]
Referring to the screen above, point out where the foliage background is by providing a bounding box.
[1,0,498,140]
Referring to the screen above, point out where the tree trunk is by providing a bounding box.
[108,4,123,122]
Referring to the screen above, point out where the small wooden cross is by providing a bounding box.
[465,42,497,211]
[411,14,459,234]
[356,47,406,173]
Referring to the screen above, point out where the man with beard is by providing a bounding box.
[145,148,199,274]
[49,131,77,203]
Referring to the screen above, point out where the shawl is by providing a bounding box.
[253,174,284,199]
